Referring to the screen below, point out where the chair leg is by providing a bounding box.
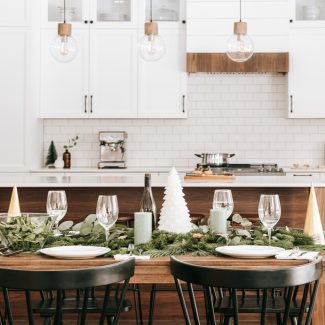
[134,284,144,325]
[223,316,231,325]
[276,313,282,325]
[148,284,157,325]
[290,316,298,325]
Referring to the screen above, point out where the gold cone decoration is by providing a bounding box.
[304,186,325,245]
[8,185,21,217]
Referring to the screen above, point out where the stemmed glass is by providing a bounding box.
[258,194,281,245]
[96,195,119,242]
[213,189,234,219]
[46,190,68,234]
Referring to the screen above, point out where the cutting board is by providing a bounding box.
[184,174,236,182]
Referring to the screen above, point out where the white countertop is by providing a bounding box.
[0,173,323,188]
[30,167,189,174]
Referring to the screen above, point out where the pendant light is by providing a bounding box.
[50,0,78,63]
[139,0,166,62]
[226,0,254,63]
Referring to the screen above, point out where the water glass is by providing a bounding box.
[96,195,119,242]
[258,194,281,245]
[46,190,68,233]
[213,189,234,218]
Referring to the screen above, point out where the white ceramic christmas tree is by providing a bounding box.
[158,167,193,234]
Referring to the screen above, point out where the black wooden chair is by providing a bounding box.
[171,256,323,325]
[0,258,135,325]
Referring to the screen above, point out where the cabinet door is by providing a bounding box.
[90,0,138,28]
[0,30,28,170]
[89,29,137,118]
[138,29,187,118]
[289,28,325,118]
[0,0,30,26]
[40,29,90,118]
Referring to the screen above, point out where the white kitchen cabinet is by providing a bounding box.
[187,0,289,52]
[288,28,325,118]
[43,0,137,28]
[0,0,30,26]
[89,29,138,118]
[138,28,187,118]
[0,29,28,170]
[40,27,137,118]
[40,29,89,118]
[288,0,325,118]
[40,0,187,119]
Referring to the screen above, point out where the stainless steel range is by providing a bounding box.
[208,164,286,176]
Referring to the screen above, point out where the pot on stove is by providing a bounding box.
[195,153,235,166]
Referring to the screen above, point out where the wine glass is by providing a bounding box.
[46,190,68,234]
[213,189,234,219]
[96,195,119,242]
[258,194,281,245]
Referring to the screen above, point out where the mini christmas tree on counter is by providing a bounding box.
[158,167,193,234]
[45,140,58,168]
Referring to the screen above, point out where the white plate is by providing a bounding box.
[215,245,285,259]
[40,246,110,259]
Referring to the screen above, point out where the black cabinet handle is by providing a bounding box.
[90,95,93,113]
[293,174,312,177]
[290,95,293,113]
[84,20,88,24]
[90,20,94,24]
[289,19,293,23]
[84,95,87,113]
[182,95,186,113]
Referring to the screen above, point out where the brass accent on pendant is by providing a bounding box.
[58,22,72,37]
[144,22,158,35]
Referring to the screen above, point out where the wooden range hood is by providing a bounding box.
[187,52,289,73]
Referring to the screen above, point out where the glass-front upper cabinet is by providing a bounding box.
[42,0,137,28]
[141,0,185,28]
[291,0,325,25]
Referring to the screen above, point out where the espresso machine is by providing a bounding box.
[98,131,127,169]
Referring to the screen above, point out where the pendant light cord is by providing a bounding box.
[63,0,66,23]
[239,0,242,22]
[150,0,153,22]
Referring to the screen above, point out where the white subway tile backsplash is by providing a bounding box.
[43,74,325,168]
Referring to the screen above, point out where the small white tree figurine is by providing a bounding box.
[158,167,193,234]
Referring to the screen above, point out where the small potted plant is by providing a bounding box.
[63,136,79,169]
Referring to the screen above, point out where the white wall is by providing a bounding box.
[43,73,325,168]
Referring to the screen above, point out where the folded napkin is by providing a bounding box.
[275,250,319,261]
[114,254,150,261]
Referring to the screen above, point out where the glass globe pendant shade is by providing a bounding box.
[139,22,166,62]
[226,22,254,63]
[50,23,78,63]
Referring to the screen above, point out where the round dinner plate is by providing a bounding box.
[215,245,285,259]
[40,246,110,259]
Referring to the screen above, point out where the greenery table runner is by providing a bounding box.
[41,214,325,258]
[1,214,324,257]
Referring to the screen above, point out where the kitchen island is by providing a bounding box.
[0,173,324,324]
[0,173,323,228]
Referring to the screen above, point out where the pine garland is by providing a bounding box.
[42,214,325,258]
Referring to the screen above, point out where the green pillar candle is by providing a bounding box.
[134,212,152,245]
[209,209,227,234]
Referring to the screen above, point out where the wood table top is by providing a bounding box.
[0,253,321,284]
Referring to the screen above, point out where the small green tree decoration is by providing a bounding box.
[45,141,58,168]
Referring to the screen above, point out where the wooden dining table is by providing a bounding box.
[0,254,324,324]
